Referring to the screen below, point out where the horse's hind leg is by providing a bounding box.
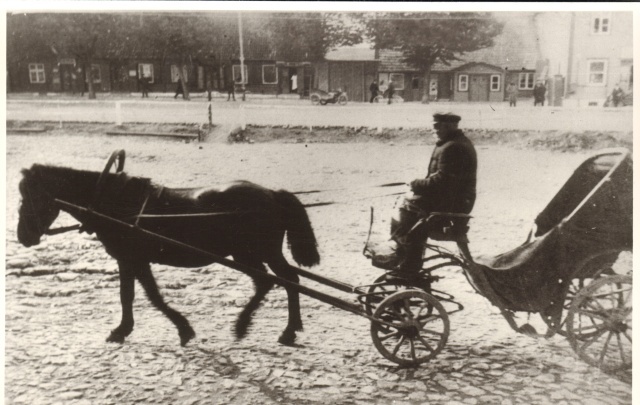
[136,262,196,346]
[232,255,274,340]
[267,255,303,346]
[106,260,136,343]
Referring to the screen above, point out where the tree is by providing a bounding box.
[7,13,125,99]
[263,12,363,61]
[361,12,504,103]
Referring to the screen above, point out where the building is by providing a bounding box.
[535,11,633,106]
[314,47,378,102]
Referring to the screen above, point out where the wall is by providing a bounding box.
[452,65,505,102]
[329,62,367,102]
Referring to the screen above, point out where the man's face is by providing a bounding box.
[433,121,454,139]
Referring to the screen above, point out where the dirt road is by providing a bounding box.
[5,132,632,404]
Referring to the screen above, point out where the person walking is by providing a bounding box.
[611,84,624,107]
[174,81,184,99]
[533,81,546,106]
[506,82,518,107]
[370,113,477,279]
[387,79,396,105]
[369,80,379,103]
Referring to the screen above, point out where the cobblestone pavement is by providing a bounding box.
[6,97,633,132]
[5,134,632,404]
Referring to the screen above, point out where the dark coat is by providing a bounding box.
[533,84,546,101]
[409,130,477,214]
[369,82,379,94]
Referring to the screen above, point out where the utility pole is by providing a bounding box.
[238,11,246,101]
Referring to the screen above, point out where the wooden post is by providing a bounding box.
[115,101,122,126]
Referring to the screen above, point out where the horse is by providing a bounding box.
[17,163,320,347]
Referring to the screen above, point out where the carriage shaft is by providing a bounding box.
[53,199,380,322]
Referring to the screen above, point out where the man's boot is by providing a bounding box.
[387,241,425,280]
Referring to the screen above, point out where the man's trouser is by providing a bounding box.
[389,199,431,272]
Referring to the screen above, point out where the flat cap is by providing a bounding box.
[433,113,461,123]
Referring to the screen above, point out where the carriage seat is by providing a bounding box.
[409,212,471,243]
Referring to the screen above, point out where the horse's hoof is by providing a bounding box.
[106,332,125,344]
[179,328,196,347]
[277,330,296,346]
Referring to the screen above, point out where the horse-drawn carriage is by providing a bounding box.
[17,148,632,372]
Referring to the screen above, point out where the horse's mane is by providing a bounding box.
[23,164,153,198]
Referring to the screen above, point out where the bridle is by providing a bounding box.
[40,149,126,236]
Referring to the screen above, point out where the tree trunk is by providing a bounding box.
[421,66,432,104]
[176,63,190,101]
[86,61,96,100]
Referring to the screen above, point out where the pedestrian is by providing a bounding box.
[611,84,624,107]
[226,78,236,101]
[506,82,518,107]
[387,79,396,105]
[533,81,546,106]
[139,74,150,98]
[174,81,184,99]
[370,113,477,280]
[369,80,379,103]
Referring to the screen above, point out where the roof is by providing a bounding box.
[379,14,540,72]
[325,47,376,62]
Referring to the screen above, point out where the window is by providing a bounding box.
[88,65,101,83]
[587,60,608,86]
[458,74,468,92]
[29,63,46,83]
[233,64,248,84]
[138,63,154,83]
[592,15,610,35]
[171,65,188,83]
[519,72,534,90]
[411,75,420,90]
[490,74,501,91]
[389,73,405,90]
[262,65,278,84]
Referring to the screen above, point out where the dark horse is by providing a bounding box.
[17,164,320,346]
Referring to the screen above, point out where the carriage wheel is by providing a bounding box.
[338,95,348,105]
[310,94,320,105]
[370,290,449,366]
[566,275,632,372]
[364,274,403,316]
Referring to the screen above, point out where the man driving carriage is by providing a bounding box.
[371,113,477,279]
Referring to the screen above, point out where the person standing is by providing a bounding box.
[369,80,379,103]
[387,79,396,105]
[533,81,546,106]
[139,74,150,98]
[174,81,184,99]
[506,82,518,107]
[371,113,477,279]
[226,78,236,101]
[611,84,624,107]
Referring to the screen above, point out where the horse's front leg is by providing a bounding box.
[268,255,303,346]
[106,260,136,343]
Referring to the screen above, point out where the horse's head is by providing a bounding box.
[17,168,60,247]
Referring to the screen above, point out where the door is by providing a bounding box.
[469,75,489,101]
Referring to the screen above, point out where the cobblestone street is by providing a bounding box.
[5,130,632,404]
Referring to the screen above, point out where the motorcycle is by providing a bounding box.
[310,89,348,106]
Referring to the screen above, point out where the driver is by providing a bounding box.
[371,113,477,279]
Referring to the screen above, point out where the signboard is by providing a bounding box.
[58,58,76,65]
[129,70,137,77]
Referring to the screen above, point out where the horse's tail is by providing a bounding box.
[275,191,320,267]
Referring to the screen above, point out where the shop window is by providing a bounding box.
[490,74,501,91]
[29,63,46,83]
[587,60,607,86]
[592,15,610,35]
[138,63,154,83]
[519,72,534,90]
[458,74,468,92]
[171,65,188,83]
[389,73,405,90]
[262,65,278,84]
[233,64,248,84]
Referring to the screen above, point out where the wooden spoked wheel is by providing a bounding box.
[370,290,449,367]
[566,275,632,372]
[363,274,403,316]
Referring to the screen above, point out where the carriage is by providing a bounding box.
[17,148,632,372]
